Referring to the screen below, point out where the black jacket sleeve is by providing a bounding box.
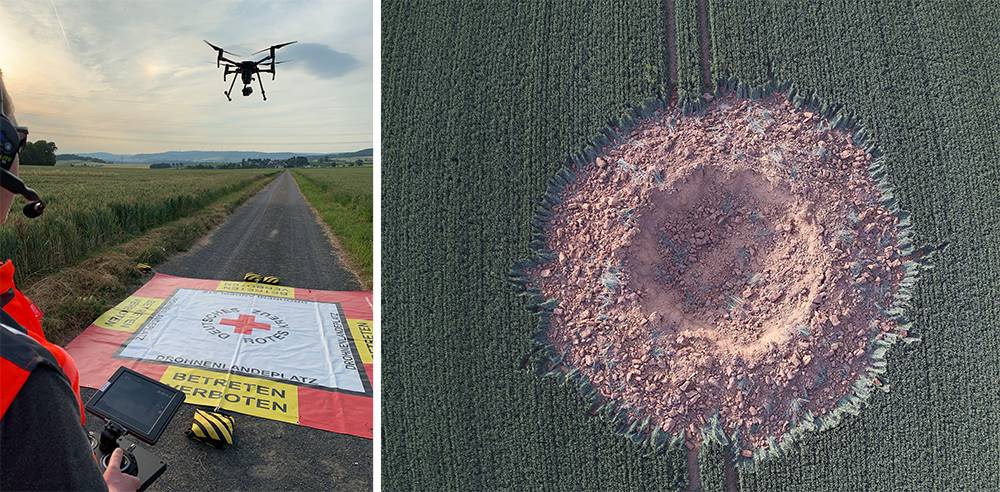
[1,364,109,492]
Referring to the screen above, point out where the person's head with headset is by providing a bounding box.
[1,68,24,224]
[1,67,44,223]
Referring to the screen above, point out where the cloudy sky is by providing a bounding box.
[0,0,373,156]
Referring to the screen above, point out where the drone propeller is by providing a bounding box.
[202,39,240,68]
[251,40,298,56]
[204,40,240,56]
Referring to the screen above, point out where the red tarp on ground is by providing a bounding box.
[65,274,373,439]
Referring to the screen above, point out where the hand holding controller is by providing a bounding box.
[89,423,166,492]
[102,448,141,492]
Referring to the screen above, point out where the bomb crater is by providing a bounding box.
[532,93,905,452]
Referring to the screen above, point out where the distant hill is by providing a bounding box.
[74,149,372,164]
[325,148,373,159]
[56,154,112,164]
[74,152,125,163]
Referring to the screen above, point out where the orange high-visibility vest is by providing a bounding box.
[0,260,84,424]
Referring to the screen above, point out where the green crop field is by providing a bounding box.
[382,1,998,490]
[2,167,277,284]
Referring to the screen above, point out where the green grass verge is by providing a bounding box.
[289,167,373,290]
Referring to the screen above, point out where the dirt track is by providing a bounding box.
[83,170,372,491]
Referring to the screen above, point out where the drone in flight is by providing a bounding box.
[205,40,296,101]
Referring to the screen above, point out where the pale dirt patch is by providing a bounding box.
[531,93,904,452]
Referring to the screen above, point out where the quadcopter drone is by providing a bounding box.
[205,40,296,101]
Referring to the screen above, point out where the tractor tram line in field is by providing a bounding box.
[666,0,678,101]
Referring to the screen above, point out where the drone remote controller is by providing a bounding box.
[85,367,186,492]
[88,429,166,491]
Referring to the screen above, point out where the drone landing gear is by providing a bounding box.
[224,74,238,102]
[225,82,265,101]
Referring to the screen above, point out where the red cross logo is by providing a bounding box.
[220,315,271,335]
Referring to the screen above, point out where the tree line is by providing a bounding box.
[18,140,58,166]
[57,154,112,164]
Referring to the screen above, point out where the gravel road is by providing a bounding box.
[159,170,362,291]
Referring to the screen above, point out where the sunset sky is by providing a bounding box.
[0,0,373,156]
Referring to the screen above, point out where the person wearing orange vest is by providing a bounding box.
[1,68,140,492]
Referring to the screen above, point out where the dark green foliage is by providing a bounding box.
[675,0,704,107]
[698,415,731,492]
[19,140,57,166]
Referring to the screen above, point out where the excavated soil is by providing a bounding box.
[533,93,905,453]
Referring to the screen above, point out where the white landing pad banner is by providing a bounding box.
[116,288,367,394]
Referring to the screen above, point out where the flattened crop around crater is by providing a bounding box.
[526,92,915,455]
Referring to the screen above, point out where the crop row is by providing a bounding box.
[674,0,703,104]
[290,167,374,287]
